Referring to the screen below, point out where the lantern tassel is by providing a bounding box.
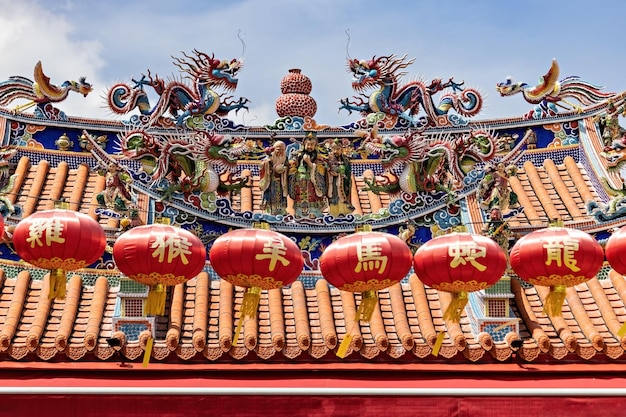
[48,269,67,300]
[356,290,378,322]
[432,331,445,357]
[233,286,262,346]
[336,291,378,359]
[443,291,468,323]
[145,284,166,316]
[142,337,153,368]
[336,332,353,359]
[543,284,567,316]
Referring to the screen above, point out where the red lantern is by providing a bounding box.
[320,230,413,357]
[606,226,626,336]
[209,227,304,345]
[113,224,206,316]
[510,227,604,316]
[13,209,106,300]
[606,226,626,275]
[413,232,507,322]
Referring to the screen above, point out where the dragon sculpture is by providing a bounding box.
[108,50,249,128]
[592,140,626,221]
[587,177,626,221]
[339,54,483,128]
[358,126,498,199]
[496,59,614,119]
[0,61,92,119]
[119,129,254,200]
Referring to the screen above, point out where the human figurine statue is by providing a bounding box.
[483,206,512,269]
[288,132,327,217]
[595,99,625,147]
[96,162,134,212]
[0,147,18,216]
[483,207,511,249]
[478,162,519,213]
[259,140,288,215]
[326,138,354,217]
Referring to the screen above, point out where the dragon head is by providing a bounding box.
[120,131,160,176]
[464,130,497,159]
[77,77,93,96]
[173,50,242,92]
[601,149,626,171]
[348,58,379,91]
[210,58,243,91]
[347,54,414,93]
[496,77,526,97]
[66,78,93,97]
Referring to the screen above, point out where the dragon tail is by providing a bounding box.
[439,88,483,117]
[108,83,152,115]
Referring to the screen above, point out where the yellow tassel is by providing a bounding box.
[142,337,153,368]
[144,284,167,316]
[335,290,377,359]
[618,322,626,338]
[543,284,567,316]
[48,269,67,300]
[356,290,378,322]
[432,331,445,357]
[233,286,261,346]
[443,291,468,323]
[336,333,353,359]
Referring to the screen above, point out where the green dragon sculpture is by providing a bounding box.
[119,129,256,200]
[358,126,498,200]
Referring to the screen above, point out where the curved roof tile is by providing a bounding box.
[0,260,624,365]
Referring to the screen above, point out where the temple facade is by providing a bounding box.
[1,54,626,416]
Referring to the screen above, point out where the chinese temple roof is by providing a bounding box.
[0,120,625,366]
[2,56,626,413]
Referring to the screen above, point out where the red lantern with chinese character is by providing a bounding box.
[209,227,304,345]
[113,224,206,316]
[320,229,413,357]
[13,209,106,300]
[510,227,603,316]
[413,232,507,323]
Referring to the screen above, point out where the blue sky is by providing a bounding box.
[1,0,625,126]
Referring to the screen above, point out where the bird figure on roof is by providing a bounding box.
[496,59,614,119]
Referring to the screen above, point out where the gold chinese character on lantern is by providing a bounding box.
[255,236,290,271]
[543,237,580,272]
[151,235,192,264]
[355,241,388,274]
[448,241,487,271]
[26,218,66,248]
